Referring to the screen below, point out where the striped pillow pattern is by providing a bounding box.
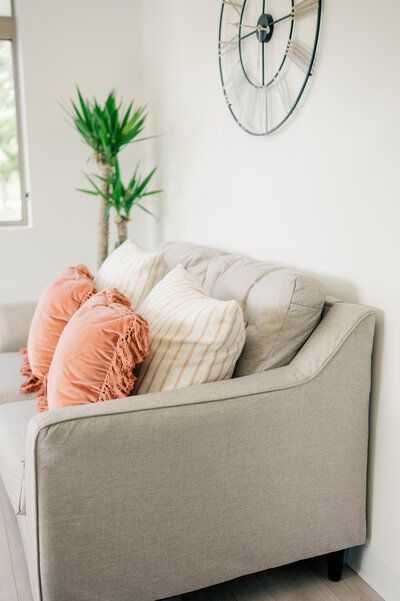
[135,264,246,395]
[94,240,168,310]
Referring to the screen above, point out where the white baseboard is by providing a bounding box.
[347,546,400,601]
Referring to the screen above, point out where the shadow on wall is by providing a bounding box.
[342,304,384,573]
[315,275,359,304]
[305,271,383,567]
[366,308,384,541]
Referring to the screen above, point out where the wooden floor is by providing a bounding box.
[180,558,384,601]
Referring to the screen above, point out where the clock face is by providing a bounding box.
[218,0,322,135]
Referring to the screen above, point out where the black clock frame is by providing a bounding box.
[218,0,323,136]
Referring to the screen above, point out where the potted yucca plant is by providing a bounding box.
[80,159,161,248]
[68,88,152,266]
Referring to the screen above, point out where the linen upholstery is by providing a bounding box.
[160,242,325,375]
[94,240,168,309]
[0,353,34,405]
[0,302,36,353]
[135,265,245,394]
[161,241,226,286]
[0,401,36,515]
[18,299,375,601]
[0,477,33,601]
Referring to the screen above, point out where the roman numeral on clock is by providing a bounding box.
[222,0,243,17]
[218,0,322,135]
[264,86,270,134]
[223,60,245,96]
[293,0,319,18]
[286,40,313,73]
[274,74,291,113]
[218,33,239,56]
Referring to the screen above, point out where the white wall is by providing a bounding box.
[0,0,151,303]
[2,1,399,599]
[136,1,400,599]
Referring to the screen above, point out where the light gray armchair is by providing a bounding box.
[0,243,375,601]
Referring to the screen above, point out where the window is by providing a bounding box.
[0,0,27,225]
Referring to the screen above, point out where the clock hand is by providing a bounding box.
[239,29,258,41]
[235,0,319,37]
[262,0,266,86]
[231,22,271,46]
[271,0,320,26]
[273,13,291,25]
[230,22,270,32]
[235,12,303,42]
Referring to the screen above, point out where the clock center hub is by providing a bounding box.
[257,13,274,43]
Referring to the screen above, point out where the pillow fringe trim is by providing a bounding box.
[36,288,149,411]
[99,311,150,402]
[19,348,44,394]
[21,269,97,409]
[36,377,48,412]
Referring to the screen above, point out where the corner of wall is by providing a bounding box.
[348,546,400,601]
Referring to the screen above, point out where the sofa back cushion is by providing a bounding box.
[160,242,325,376]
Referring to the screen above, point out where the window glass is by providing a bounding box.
[0,39,22,223]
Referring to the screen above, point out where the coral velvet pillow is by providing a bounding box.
[20,265,97,396]
[39,289,149,412]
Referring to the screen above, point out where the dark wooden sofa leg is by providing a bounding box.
[327,550,345,582]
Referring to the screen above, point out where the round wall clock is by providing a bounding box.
[218,0,322,135]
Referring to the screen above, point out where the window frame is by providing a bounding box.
[0,8,28,227]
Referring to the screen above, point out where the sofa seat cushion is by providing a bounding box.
[0,400,36,514]
[0,352,35,405]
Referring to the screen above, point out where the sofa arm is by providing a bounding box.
[0,302,36,352]
[26,301,375,428]
[24,303,375,601]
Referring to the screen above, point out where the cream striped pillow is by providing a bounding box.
[135,264,246,395]
[94,240,168,310]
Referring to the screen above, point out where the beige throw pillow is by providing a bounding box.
[135,264,245,395]
[94,240,168,309]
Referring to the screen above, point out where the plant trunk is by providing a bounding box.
[97,162,112,267]
[115,216,129,248]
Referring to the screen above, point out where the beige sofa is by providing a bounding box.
[0,242,375,601]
